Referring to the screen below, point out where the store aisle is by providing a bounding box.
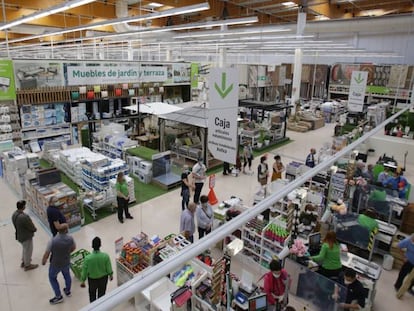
[0,123,413,310]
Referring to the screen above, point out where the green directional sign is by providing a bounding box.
[348,70,368,112]
[354,73,365,84]
[208,68,239,164]
[214,72,234,99]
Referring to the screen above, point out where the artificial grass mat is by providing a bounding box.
[39,159,168,225]
[38,138,291,224]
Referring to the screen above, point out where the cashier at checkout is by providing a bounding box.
[339,268,366,310]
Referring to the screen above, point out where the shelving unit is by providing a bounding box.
[0,101,21,147]
[25,178,81,232]
[240,216,291,269]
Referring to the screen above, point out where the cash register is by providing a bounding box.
[308,232,322,256]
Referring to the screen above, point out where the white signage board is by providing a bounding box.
[66,63,168,85]
[207,68,239,164]
[348,71,368,112]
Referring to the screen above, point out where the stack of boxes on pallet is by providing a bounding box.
[2,149,39,197]
[128,156,152,184]
[55,147,130,203]
[25,177,81,232]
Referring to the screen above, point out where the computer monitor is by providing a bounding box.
[248,293,267,311]
[308,232,321,248]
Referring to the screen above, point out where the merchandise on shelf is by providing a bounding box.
[0,102,21,146]
[54,146,129,194]
[92,123,138,160]
[116,233,191,285]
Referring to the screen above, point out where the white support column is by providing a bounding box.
[165,48,172,61]
[219,47,227,68]
[127,41,133,61]
[291,11,306,108]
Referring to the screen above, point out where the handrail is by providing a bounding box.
[80,106,409,311]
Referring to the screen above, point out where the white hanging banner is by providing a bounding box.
[207,68,239,164]
[348,71,368,112]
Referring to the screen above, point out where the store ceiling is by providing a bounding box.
[0,0,413,60]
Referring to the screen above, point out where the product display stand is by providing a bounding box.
[25,177,81,232]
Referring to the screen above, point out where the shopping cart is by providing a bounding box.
[70,249,90,280]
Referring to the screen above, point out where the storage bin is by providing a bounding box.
[382,254,394,271]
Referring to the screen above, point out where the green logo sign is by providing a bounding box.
[214,72,233,99]
[354,73,365,84]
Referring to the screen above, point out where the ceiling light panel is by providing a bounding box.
[0,0,96,31]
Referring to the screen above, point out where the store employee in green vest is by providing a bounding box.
[311,231,342,279]
[115,172,133,224]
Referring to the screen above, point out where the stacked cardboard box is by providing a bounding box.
[25,178,81,232]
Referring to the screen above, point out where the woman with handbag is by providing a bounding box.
[271,155,285,182]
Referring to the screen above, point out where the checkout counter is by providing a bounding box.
[285,250,380,311]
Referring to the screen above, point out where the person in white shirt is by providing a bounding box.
[196,195,213,239]
[192,157,207,203]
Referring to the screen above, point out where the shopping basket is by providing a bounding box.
[70,249,90,280]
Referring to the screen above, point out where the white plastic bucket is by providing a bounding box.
[383,254,394,270]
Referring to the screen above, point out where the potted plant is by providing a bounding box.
[257,129,265,148]
[264,134,271,146]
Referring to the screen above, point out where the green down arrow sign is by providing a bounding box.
[214,72,233,99]
[354,73,365,84]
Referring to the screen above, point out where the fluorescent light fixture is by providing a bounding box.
[87,16,259,40]
[2,2,210,44]
[282,1,296,6]
[0,0,96,31]
[147,2,163,8]
[360,9,385,17]
[173,27,291,39]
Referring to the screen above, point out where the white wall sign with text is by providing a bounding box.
[207,68,239,164]
[348,71,368,112]
[66,63,168,85]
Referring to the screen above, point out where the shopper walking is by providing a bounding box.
[310,231,342,279]
[80,237,113,303]
[181,165,194,211]
[47,196,67,236]
[305,148,316,168]
[115,171,133,223]
[263,259,289,310]
[196,195,213,239]
[394,234,414,295]
[192,157,207,203]
[257,155,269,187]
[42,223,76,305]
[271,155,285,182]
[12,200,38,271]
[243,141,253,174]
[180,202,196,243]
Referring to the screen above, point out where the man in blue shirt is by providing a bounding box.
[305,148,316,168]
[42,224,76,304]
[394,234,414,295]
[180,202,196,243]
[47,196,67,236]
[383,171,409,199]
